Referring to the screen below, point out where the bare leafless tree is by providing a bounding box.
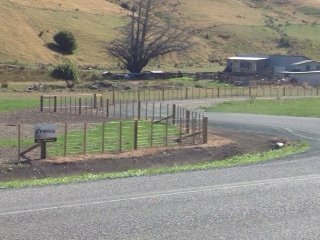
[107,0,192,73]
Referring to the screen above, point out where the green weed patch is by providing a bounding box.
[0,141,309,188]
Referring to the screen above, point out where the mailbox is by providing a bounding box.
[34,124,57,143]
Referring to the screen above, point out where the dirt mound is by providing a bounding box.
[0,130,284,181]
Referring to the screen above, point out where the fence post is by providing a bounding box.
[162,89,165,101]
[100,95,103,108]
[165,118,168,146]
[102,122,105,153]
[138,101,141,120]
[186,111,190,134]
[40,95,44,112]
[79,98,82,115]
[106,99,109,118]
[17,124,21,161]
[185,88,188,99]
[54,96,57,112]
[83,123,87,155]
[119,121,122,152]
[64,123,67,156]
[249,87,252,98]
[119,100,122,119]
[112,90,115,105]
[40,142,47,159]
[172,104,176,125]
[133,120,138,150]
[202,116,208,144]
[217,87,220,98]
[93,94,97,109]
[283,86,286,97]
[192,115,196,145]
[150,120,154,147]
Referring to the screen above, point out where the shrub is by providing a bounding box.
[51,61,78,88]
[1,81,8,88]
[278,36,291,48]
[53,31,77,53]
[120,2,130,9]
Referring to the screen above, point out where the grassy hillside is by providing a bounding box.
[1,0,320,70]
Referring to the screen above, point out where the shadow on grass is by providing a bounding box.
[47,43,73,55]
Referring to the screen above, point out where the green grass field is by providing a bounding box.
[46,121,179,156]
[0,93,39,112]
[0,120,180,156]
[205,98,320,117]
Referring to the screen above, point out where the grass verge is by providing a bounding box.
[0,141,309,188]
[205,98,320,117]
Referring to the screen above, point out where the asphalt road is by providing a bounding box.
[1,112,320,239]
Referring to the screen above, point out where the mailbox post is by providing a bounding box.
[34,124,57,159]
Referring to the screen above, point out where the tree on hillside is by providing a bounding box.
[53,31,77,53]
[51,61,78,88]
[107,0,192,73]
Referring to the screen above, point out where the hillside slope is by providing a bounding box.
[1,0,320,70]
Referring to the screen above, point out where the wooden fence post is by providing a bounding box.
[54,96,57,112]
[172,104,176,125]
[133,120,138,150]
[192,115,196,145]
[186,111,190,134]
[132,100,135,119]
[40,142,47,159]
[40,95,44,112]
[64,123,67,156]
[138,101,141,120]
[100,95,103,108]
[102,122,105,153]
[202,116,208,144]
[17,124,21,161]
[119,121,122,152]
[185,88,188,99]
[106,99,109,118]
[162,89,165,101]
[83,123,87,155]
[217,87,220,98]
[79,98,82,115]
[119,100,122,119]
[112,90,116,105]
[165,118,168,147]
[150,120,154,147]
[93,94,97,109]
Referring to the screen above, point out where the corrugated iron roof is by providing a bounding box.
[228,57,268,61]
[291,60,319,65]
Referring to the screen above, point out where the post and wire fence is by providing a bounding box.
[40,85,320,114]
[1,96,208,162]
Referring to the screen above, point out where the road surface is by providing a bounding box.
[1,112,320,239]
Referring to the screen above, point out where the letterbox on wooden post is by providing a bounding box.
[34,123,57,159]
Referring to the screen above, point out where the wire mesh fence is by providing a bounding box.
[103,85,320,102]
[0,114,207,163]
[41,86,320,115]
